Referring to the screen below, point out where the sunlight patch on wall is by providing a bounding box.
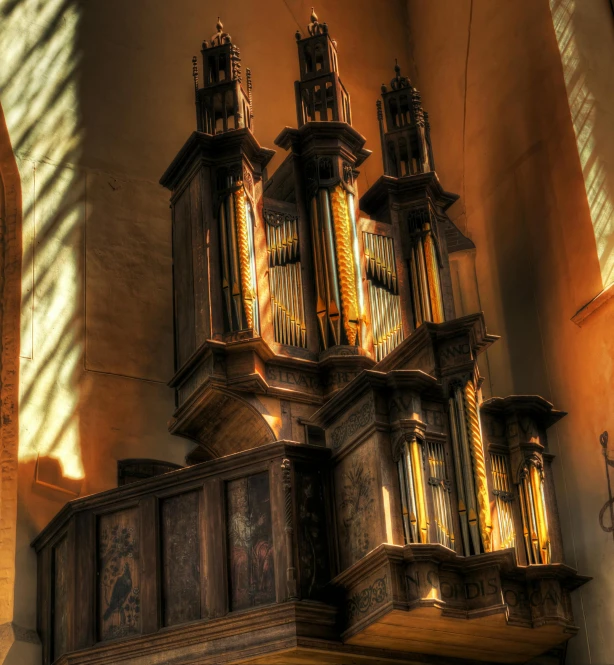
[0,0,84,479]
[550,0,614,289]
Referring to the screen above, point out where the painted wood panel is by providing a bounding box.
[98,508,141,641]
[335,441,379,569]
[227,473,275,611]
[295,466,330,600]
[161,491,201,626]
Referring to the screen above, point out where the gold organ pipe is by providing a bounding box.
[219,200,232,325]
[462,380,493,552]
[403,440,419,543]
[410,247,423,326]
[454,388,481,554]
[227,192,243,326]
[234,187,254,329]
[416,238,432,323]
[329,184,359,345]
[449,397,471,556]
[319,190,341,345]
[423,230,444,323]
[409,437,429,544]
[530,464,550,564]
[397,453,412,544]
[310,196,328,347]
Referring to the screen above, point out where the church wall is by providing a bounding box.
[405,1,614,662]
[0,0,412,661]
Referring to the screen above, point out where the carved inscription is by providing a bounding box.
[98,509,141,641]
[265,365,361,395]
[331,397,375,450]
[347,576,388,622]
[161,492,201,626]
[502,585,562,609]
[227,473,275,611]
[439,341,471,368]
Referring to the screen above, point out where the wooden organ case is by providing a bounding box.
[34,11,588,665]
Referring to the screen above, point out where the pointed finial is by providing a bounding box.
[308,7,325,36]
[390,59,410,90]
[216,17,223,32]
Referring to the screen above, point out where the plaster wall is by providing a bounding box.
[0,0,412,662]
[405,0,614,662]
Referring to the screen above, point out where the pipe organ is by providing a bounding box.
[34,11,589,665]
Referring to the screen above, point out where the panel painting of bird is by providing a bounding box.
[103,562,132,622]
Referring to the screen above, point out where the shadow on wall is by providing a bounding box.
[0,0,85,658]
[551,0,614,292]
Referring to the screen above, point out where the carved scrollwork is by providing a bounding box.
[347,576,388,622]
[331,397,375,451]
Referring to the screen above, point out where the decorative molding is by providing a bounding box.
[346,576,388,622]
[330,396,375,451]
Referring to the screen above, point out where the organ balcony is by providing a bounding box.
[33,314,589,665]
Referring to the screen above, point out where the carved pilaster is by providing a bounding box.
[281,458,298,599]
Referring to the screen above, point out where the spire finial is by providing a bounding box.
[205,16,231,48]
[308,7,326,36]
[389,59,411,90]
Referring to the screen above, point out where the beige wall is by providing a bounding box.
[0,0,411,661]
[405,0,614,663]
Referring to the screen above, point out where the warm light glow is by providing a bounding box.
[551,0,614,288]
[1,0,84,479]
[382,485,394,543]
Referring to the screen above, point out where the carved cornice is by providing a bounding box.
[160,129,275,192]
[359,171,459,216]
[480,395,567,430]
[275,122,371,167]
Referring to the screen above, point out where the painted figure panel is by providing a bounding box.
[161,491,201,626]
[227,472,275,610]
[335,443,378,569]
[98,508,141,641]
[296,466,330,599]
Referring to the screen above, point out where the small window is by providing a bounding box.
[218,53,227,81]
[304,45,314,73]
[389,98,399,128]
[400,94,411,125]
[225,90,235,130]
[208,55,217,84]
[315,44,324,71]
[399,137,410,176]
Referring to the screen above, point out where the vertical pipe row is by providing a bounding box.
[491,453,515,550]
[448,397,471,555]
